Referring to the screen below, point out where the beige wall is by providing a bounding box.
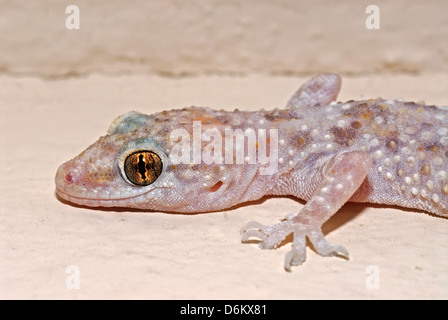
[1,0,447,77]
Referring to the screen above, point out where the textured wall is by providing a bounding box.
[1,0,447,77]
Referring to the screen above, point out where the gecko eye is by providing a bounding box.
[124,151,163,186]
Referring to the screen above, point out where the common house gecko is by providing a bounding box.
[55,74,448,271]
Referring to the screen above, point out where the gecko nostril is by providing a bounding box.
[65,172,75,183]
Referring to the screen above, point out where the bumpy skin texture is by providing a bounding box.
[55,74,448,271]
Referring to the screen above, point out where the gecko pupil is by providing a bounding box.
[124,151,163,186]
[138,154,147,180]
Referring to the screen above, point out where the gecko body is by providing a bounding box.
[55,74,448,270]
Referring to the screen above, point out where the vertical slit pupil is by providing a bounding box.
[138,154,147,180]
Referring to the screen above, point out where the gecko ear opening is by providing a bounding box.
[108,111,149,135]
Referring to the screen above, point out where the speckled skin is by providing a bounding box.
[55,74,448,270]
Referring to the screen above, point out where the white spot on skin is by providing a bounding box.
[377,166,383,173]
[204,175,211,180]
[406,157,415,166]
[426,180,434,190]
[326,144,333,150]
[383,158,391,167]
[413,173,420,182]
[401,146,412,155]
[421,131,433,140]
[311,129,319,137]
[420,189,427,199]
[437,127,447,136]
[393,155,401,163]
[373,150,383,160]
[405,126,417,134]
[440,137,448,146]
[405,177,412,185]
[432,193,440,203]
[386,172,393,180]
[279,139,285,146]
[278,157,284,164]
[437,171,447,181]
[374,116,383,124]
[337,120,346,127]
[301,125,308,131]
[411,187,418,195]
[288,150,294,157]
[369,138,379,148]
[336,184,343,190]
[433,157,444,166]
[324,134,331,141]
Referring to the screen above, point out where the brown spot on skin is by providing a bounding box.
[425,144,440,152]
[388,140,398,150]
[264,109,298,122]
[330,126,359,146]
[420,164,431,175]
[351,121,362,129]
[361,113,372,120]
[291,131,312,149]
[442,184,448,195]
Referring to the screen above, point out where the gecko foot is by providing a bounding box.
[241,215,349,271]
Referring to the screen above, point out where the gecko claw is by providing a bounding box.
[241,220,294,250]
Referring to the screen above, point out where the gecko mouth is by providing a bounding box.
[55,187,133,207]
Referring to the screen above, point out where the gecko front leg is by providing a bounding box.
[242,151,372,271]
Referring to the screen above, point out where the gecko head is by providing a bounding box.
[55,111,244,212]
[55,111,174,209]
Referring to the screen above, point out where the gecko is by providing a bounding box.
[55,74,448,271]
